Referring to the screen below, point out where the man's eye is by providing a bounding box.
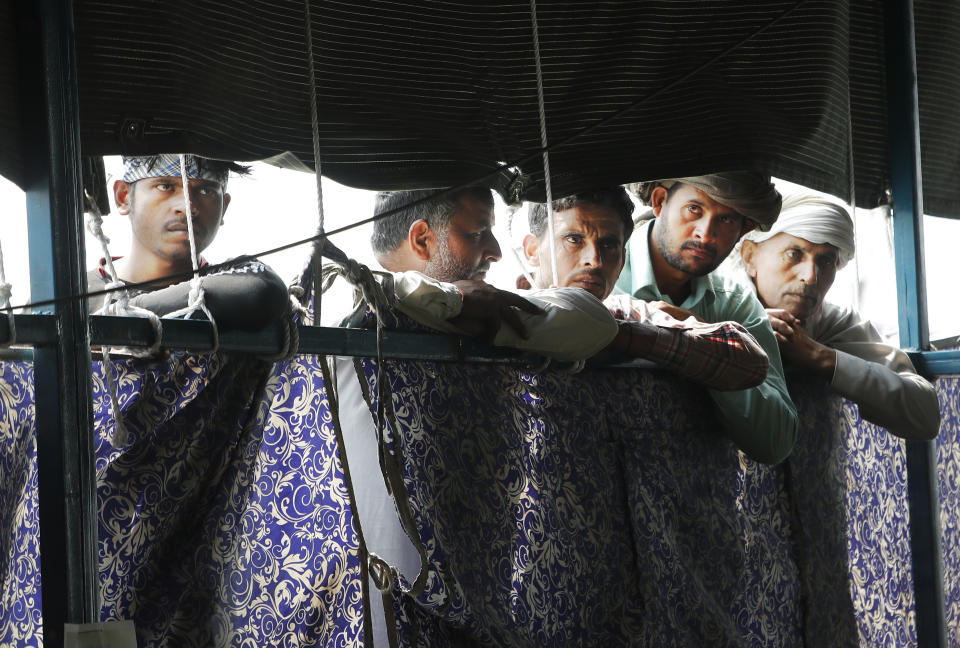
[156,183,173,191]
[686,204,702,216]
[785,249,804,262]
[197,186,212,196]
[818,257,837,269]
[564,235,582,245]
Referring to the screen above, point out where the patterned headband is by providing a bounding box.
[121,154,230,188]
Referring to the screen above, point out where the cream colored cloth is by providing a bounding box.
[392,271,619,362]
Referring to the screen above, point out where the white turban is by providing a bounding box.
[752,193,855,268]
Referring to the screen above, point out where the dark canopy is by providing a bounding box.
[2,0,959,216]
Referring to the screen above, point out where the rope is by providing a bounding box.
[0,240,15,347]
[529,0,560,288]
[86,191,164,445]
[312,249,415,645]
[351,350,431,600]
[318,354,376,647]
[368,553,401,648]
[160,155,220,353]
[303,0,326,323]
[506,203,539,290]
[845,73,861,313]
[308,244,431,642]
[317,251,398,327]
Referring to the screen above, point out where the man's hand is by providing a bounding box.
[449,280,545,340]
[765,308,836,378]
[648,300,702,323]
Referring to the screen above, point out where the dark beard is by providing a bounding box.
[655,227,720,277]
[424,238,487,282]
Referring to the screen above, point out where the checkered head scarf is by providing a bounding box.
[122,154,231,189]
[633,172,783,231]
[750,192,855,268]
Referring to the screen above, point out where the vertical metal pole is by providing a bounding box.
[17,0,99,644]
[883,1,945,646]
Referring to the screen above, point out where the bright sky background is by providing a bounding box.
[1,158,957,346]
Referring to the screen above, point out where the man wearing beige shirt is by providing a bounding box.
[738,192,940,440]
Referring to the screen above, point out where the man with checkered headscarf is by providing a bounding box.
[617,172,798,464]
[738,192,939,440]
[87,154,287,330]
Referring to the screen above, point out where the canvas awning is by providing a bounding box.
[2,0,958,216]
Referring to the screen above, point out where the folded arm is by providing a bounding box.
[129,259,289,331]
[608,320,768,391]
[770,307,940,440]
[605,294,768,391]
[390,272,619,361]
[831,348,940,440]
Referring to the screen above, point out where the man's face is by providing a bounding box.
[741,233,840,322]
[424,195,501,282]
[523,203,627,300]
[652,184,749,277]
[116,176,229,264]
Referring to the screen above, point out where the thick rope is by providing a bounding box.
[0,240,15,347]
[160,155,220,353]
[529,0,560,288]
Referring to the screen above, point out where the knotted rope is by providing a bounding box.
[86,190,163,445]
[160,155,220,353]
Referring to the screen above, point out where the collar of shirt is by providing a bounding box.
[623,219,717,310]
[96,256,210,281]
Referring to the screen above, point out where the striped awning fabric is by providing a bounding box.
[2,0,959,218]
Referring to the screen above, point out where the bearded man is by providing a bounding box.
[616,173,798,465]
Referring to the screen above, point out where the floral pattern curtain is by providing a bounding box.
[0,346,956,646]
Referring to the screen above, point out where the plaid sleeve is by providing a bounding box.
[642,321,769,391]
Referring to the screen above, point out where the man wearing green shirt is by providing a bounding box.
[617,173,798,464]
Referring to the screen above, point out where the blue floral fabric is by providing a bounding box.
[937,377,960,646]
[0,346,957,646]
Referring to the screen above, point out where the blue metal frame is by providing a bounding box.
[884,1,946,646]
[17,0,99,644]
[912,350,960,377]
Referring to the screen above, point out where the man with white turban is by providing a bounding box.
[738,192,940,440]
[617,172,798,465]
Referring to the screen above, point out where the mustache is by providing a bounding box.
[569,269,605,283]
[787,284,820,299]
[165,218,205,236]
[470,261,491,278]
[680,241,718,257]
